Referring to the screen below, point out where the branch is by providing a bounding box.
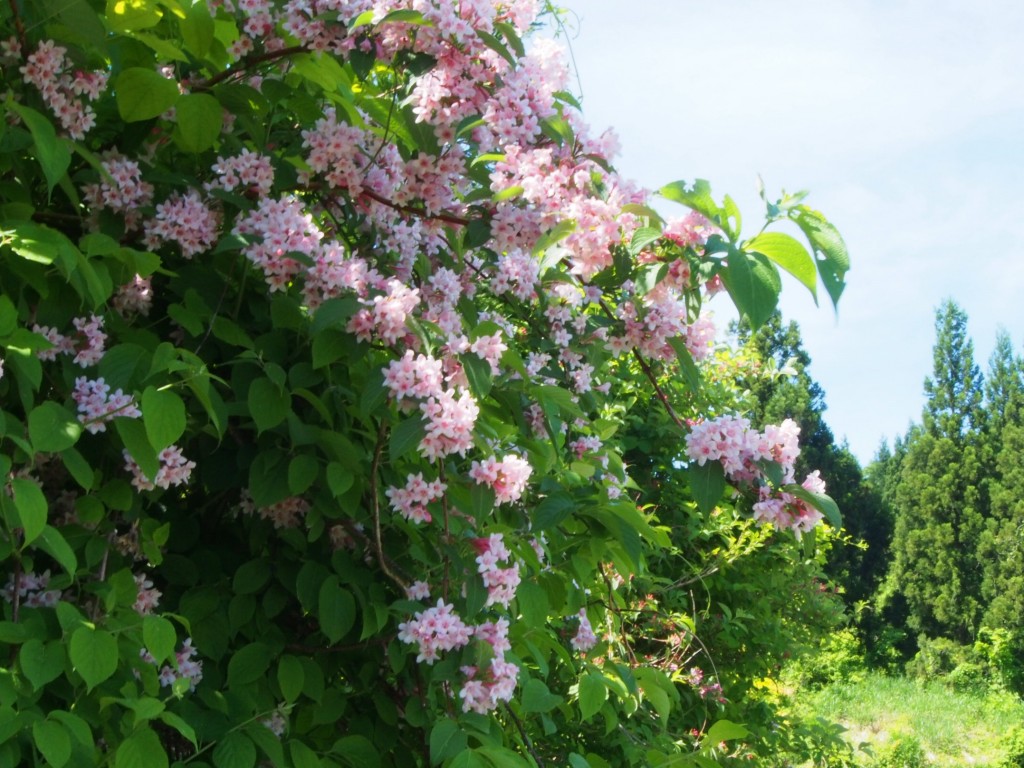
[370,421,408,591]
[357,188,477,228]
[7,0,27,57]
[191,45,310,92]
[503,702,545,768]
[597,300,689,432]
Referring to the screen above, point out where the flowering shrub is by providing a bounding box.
[0,1,849,766]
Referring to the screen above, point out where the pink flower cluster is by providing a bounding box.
[234,195,321,291]
[72,376,141,433]
[752,470,827,536]
[383,351,444,404]
[419,389,480,461]
[1,570,60,608]
[144,189,220,259]
[685,415,800,485]
[34,314,107,367]
[140,637,203,691]
[571,608,597,653]
[468,455,532,505]
[385,473,446,525]
[469,332,507,375]
[473,533,521,609]
[82,154,154,229]
[19,40,108,139]
[686,416,829,534]
[348,280,420,347]
[397,599,473,664]
[112,275,154,318]
[133,573,162,615]
[461,661,518,705]
[207,148,275,196]
[123,445,196,492]
[238,492,310,529]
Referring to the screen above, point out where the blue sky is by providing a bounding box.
[566,0,1024,464]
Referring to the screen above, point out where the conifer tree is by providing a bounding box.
[887,300,985,642]
[978,331,1024,633]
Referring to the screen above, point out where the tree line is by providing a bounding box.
[742,300,1024,690]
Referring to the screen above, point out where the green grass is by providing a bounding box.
[795,672,1024,767]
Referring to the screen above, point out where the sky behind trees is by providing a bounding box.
[568,0,1024,463]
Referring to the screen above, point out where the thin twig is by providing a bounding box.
[191,45,310,92]
[357,187,476,228]
[7,0,27,56]
[503,703,545,768]
[597,299,688,431]
[371,421,407,590]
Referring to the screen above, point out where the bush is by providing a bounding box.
[871,734,930,768]
[786,626,866,689]
[999,726,1024,768]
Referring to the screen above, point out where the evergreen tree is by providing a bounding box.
[922,299,983,445]
[886,300,986,642]
[978,332,1024,632]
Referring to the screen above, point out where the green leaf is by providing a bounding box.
[521,678,562,713]
[60,447,94,490]
[141,386,186,451]
[533,492,574,530]
[20,640,65,690]
[429,719,467,766]
[116,728,168,768]
[783,485,842,529]
[461,353,493,399]
[10,477,46,545]
[330,735,379,767]
[213,732,256,768]
[667,338,702,400]
[116,417,160,483]
[278,654,304,703]
[660,180,739,240]
[116,67,180,122]
[105,0,163,32]
[290,740,321,768]
[288,455,319,495]
[578,672,606,721]
[69,626,118,690]
[7,103,71,197]
[0,294,16,336]
[175,93,223,152]
[447,752,489,768]
[178,2,214,57]
[720,249,781,330]
[687,461,725,515]
[33,719,71,768]
[36,526,78,576]
[792,207,850,309]
[746,232,817,299]
[628,226,663,257]
[476,29,516,68]
[701,720,750,752]
[143,615,177,665]
[158,711,197,750]
[227,642,271,687]
[248,377,290,434]
[389,415,426,464]
[326,463,354,498]
[318,576,356,644]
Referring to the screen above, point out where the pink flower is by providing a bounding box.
[468,455,532,505]
[571,608,597,652]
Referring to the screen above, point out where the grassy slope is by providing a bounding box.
[796,673,1024,767]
